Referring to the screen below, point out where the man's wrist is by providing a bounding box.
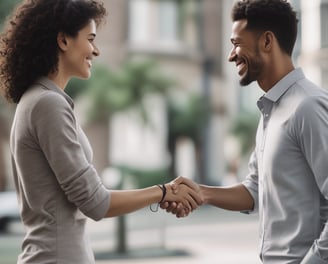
[199,185,210,204]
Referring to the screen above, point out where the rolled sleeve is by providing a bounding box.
[241,150,259,214]
[301,242,327,264]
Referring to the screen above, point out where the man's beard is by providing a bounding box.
[239,51,263,86]
[239,72,254,86]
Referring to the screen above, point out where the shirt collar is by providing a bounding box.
[264,68,305,103]
[35,76,74,108]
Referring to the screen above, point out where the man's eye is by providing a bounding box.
[231,41,238,48]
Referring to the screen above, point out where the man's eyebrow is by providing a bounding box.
[230,37,242,44]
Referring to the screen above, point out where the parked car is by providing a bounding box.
[0,191,20,232]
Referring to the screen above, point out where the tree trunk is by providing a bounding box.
[0,138,7,191]
[167,133,177,180]
[84,120,110,173]
[0,114,9,191]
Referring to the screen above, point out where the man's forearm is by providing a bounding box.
[200,183,254,211]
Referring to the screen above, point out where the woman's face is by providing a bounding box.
[61,19,99,80]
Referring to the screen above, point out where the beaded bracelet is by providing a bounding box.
[150,184,167,212]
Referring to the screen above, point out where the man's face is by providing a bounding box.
[228,19,264,86]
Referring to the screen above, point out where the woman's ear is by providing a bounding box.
[57,32,68,51]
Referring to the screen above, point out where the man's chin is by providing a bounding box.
[239,77,253,86]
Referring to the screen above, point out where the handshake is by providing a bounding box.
[159,176,204,218]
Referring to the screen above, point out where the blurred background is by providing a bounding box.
[0,0,327,263]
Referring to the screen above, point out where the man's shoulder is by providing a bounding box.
[293,88,328,123]
[296,76,328,97]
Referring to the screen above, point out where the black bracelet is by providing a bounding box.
[150,184,167,212]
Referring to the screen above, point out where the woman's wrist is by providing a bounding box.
[157,184,166,203]
[150,184,167,212]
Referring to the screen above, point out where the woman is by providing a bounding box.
[0,0,202,263]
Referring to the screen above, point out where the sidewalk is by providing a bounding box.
[87,206,261,264]
[0,206,260,264]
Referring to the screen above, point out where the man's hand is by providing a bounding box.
[161,177,203,218]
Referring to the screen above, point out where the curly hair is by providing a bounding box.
[0,0,107,103]
[231,0,298,56]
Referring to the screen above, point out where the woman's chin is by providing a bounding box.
[75,71,91,80]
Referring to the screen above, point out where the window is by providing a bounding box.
[158,0,179,43]
[321,2,328,48]
[129,0,149,45]
[128,0,197,54]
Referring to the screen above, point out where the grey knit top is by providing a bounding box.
[10,77,111,264]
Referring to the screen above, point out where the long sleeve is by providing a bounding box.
[294,96,328,262]
[10,78,111,263]
[28,91,110,220]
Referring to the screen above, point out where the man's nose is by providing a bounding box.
[228,48,236,62]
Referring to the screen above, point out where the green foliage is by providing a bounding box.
[168,93,210,142]
[230,111,260,155]
[85,60,174,123]
[0,96,15,137]
[0,0,20,29]
[0,0,17,137]
[65,77,88,99]
[83,64,114,122]
[115,165,169,189]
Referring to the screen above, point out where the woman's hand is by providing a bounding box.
[161,177,203,217]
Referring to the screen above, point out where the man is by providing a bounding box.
[164,0,328,263]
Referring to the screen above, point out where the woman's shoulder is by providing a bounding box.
[19,83,71,114]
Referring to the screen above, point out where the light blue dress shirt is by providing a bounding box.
[243,68,328,263]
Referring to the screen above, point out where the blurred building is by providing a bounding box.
[94,0,233,184]
[3,0,325,189]
[297,0,328,89]
[85,0,328,186]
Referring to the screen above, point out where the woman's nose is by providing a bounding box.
[93,44,100,57]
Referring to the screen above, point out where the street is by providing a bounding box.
[0,206,261,264]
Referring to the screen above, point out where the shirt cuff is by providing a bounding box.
[301,244,327,264]
[240,182,258,214]
[81,187,111,221]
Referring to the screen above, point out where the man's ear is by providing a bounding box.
[262,31,274,52]
[57,32,69,51]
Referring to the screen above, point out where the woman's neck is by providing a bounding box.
[47,71,69,90]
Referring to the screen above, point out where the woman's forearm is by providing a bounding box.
[105,186,162,217]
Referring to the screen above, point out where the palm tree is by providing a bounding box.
[86,59,173,122]
[167,93,210,181]
[78,59,172,170]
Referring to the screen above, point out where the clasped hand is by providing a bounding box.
[162,176,203,218]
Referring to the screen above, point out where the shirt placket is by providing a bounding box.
[257,97,273,259]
